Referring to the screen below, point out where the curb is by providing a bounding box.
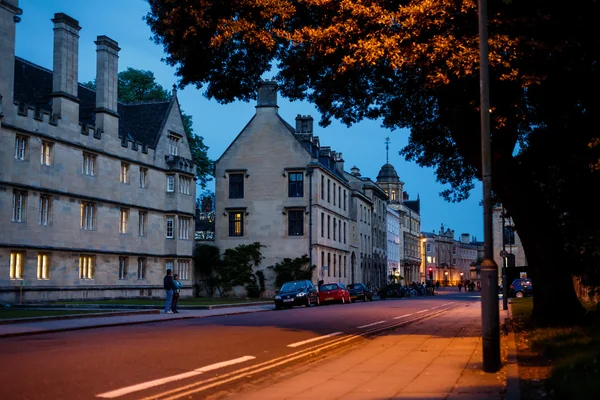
[0,309,159,325]
[0,307,272,338]
[7,301,272,311]
[504,300,522,400]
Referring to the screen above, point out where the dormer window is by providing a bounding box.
[391,190,397,201]
[168,134,180,156]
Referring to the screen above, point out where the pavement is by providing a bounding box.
[0,290,520,400]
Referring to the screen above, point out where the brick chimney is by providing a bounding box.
[335,152,344,173]
[295,114,313,133]
[0,0,22,119]
[94,35,120,135]
[256,80,278,110]
[50,13,81,123]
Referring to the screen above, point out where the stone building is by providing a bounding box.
[0,3,195,302]
[386,206,401,282]
[492,205,528,283]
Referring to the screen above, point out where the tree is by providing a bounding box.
[194,244,222,296]
[145,0,600,323]
[269,255,316,289]
[83,67,212,187]
[219,242,265,295]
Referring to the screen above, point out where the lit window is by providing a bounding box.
[139,168,147,188]
[391,190,397,201]
[168,135,180,155]
[82,153,96,176]
[10,251,24,279]
[41,141,52,166]
[138,211,146,236]
[229,212,243,236]
[37,252,51,280]
[39,195,51,225]
[118,257,128,280]
[177,259,190,280]
[137,258,146,280]
[14,135,27,160]
[12,191,26,222]
[167,175,175,192]
[179,216,190,240]
[81,202,95,230]
[120,208,129,234]
[166,216,174,238]
[120,163,129,184]
[79,255,94,279]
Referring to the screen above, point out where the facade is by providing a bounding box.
[214,82,355,294]
[0,4,195,302]
[386,206,401,281]
[492,206,528,283]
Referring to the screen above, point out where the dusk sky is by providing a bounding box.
[15,0,484,240]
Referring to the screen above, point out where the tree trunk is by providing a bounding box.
[505,189,585,325]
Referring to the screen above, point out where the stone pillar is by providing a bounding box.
[94,35,120,136]
[0,0,22,119]
[51,12,81,122]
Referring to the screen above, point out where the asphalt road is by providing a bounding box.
[0,291,481,400]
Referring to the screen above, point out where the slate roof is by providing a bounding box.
[13,57,172,148]
[404,199,420,214]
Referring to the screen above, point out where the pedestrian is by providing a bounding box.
[171,274,182,313]
[458,282,463,292]
[164,269,175,314]
[435,280,440,289]
[476,281,481,292]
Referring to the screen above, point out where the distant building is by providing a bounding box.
[386,206,401,282]
[1,4,195,302]
[493,206,528,283]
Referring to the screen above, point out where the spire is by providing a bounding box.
[385,136,390,164]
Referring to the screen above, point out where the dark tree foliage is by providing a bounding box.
[220,242,265,295]
[145,0,600,323]
[83,67,212,187]
[269,255,316,289]
[193,244,221,297]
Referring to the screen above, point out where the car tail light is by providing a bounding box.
[510,285,514,289]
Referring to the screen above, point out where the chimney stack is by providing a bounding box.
[0,0,22,119]
[94,35,120,135]
[51,13,81,122]
[295,114,313,133]
[256,80,278,110]
[335,152,345,173]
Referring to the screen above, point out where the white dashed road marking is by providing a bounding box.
[357,321,386,329]
[393,314,412,320]
[415,309,429,314]
[287,332,344,348]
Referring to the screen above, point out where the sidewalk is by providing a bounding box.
[226,302,517,400]
[0,303,274,338]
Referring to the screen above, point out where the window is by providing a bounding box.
[167,175,175,192]
[504,226,516,246]
[321,212,325,237]
[288,210,304,236]
[339,221,341,242]
[339,255,342,278]
[288,172,303,197]
[179,216,190,240]
[80,202,95,230]
[138,212,147,236]
[14,135,27,160]
[119,208,129,234]
[168,134,179,155]
[229,173,244,199]
[321,251,325,275]
[327,179,331,202]
[137,258,146,280]
[179,176,191,195]
[391,190,397,201]
[165,259,174,272]
[327,215,331,239]
[82,152,96,176]
[333,218,336,241]
[327,253,331,277]
[118,257,128,280]
[426,243,432,253]
[12,191,26,222]
[333,183,336,205]
[10,251,24,279]
[37,252,51,280]
[343,222,347,244]
[40,141,52,166]
[120,163,129,184]
[177,260,190,280]
[333,253,337,277]
[338,187,341,208]
[39,195,51,225]
[344,255,347,278]
[321,176,325,200]
[343,190,347,211]
[166,216,174,238]
[139,168,147,188]
[79,255,94,279]
[229,211,244,236]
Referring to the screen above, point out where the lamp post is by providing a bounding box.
[478,0,501,372]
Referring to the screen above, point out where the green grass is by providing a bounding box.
[511,297,600,399]
[52,297,271,306]
[0,309,109,319]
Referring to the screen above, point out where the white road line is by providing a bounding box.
[415,309,429,314]
[393,314,412,320]
[356,320,386,329]
[95,356,255,398]
[287,332,343,348]
[430,306,439,310]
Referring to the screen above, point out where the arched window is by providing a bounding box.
[391,190,397,200]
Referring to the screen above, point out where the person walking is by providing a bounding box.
[164,269,175,314]
[171,274,182,313]
[458,282,463,292]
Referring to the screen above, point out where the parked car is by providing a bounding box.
[509,278,533,298]
[318,282,351,305]
[274,280,319,309]
[347,283,373,302]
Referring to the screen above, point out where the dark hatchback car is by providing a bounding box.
[274,279,319,309]
[347,283,373,302]
[510,278,533,298]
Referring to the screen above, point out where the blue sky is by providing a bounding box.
[14,0,483,240]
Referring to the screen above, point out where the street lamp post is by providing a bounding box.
[478,0,501,372]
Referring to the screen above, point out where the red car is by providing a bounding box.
[318,283,351,305]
